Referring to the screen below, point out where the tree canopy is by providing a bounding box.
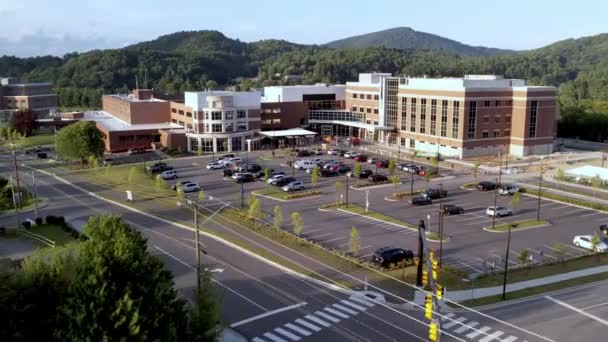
[56,121,104,160]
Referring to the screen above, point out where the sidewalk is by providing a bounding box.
[441,265,608,302]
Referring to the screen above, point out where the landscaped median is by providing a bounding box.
[460,182,477,190]
[320,202,449,242]
[483,219,550,232]
[252,187,322,201]
[384,190,422,202]
[522,186,608,212]
[350,180,393,190]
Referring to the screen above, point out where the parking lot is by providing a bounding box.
[154,149,604,277]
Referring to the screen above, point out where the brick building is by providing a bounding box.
[0,77,58,123]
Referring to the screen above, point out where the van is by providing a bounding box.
[294,160,316,170]
[161,169,178,180]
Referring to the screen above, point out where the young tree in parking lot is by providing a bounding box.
[197,189,206,202]
[554,168,566,181]
[517,249,530,266]
[176,184,185,201]
[353,162,362,178]
[349,226,361,256]
[263,168,272,182]
[248,195,261,221]
[335,180,344,205]
[155,174,164,192]
[591,175,603,191]
[291,212,304,236]
[591,233,602,255]
[222,140,229,152]
[472,161,480,179]
[127,166,137,185]
[424,172,434,187]
[388,159,397,175]
[273,205,283,229]
[311,166,320,189]
[197,146,203,156]
[509,192,522,213]
[390,175,401,195]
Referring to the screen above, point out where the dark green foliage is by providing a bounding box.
[55,121,104,160]
[35,217,43,226]
[0,176,8,189]
[21,221,31,229]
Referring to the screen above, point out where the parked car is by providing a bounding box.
[239,163,262,173]
[321,169,339,177]
[294,159,317,170]
[499,184,520,195]
[486,206,512,217]
[336,165,351,174]
[327,149,341,155]
[321,160,339,169]
[296,150,311,157]
[282,181,305,192]
[313,148,325,155]
[206,161,224,169]
[275,177,296,187]
[172,180,193,191]
[329,163,346,171]
[235,173,255,183]
[343,151,357,158]
[268,174,287,184]
[347,169,373,178]
[442,205,464,215]
[220,157,241,165]
[354,155,368,162]
[478,181,498,191]
[376,160,389,168]
[409,196,432,206]
[421,188,448,200]
[600,224,608,236]
[372,247,414,267]
[404,165,420,174]
[368,174,388,183]
[148,162,173,174]
[182,183,200,193]
[367,157,377,164]
[418,167,438,177]
[573,235,608,252]
[161,169,179,180]
[37,152,48,159]
[217,154,235,161]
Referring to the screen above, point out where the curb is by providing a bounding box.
[482,222,551,233]
[252,191,322,203]
[350,182,398,191]
[23,164,353,295]
[384,196,402,202]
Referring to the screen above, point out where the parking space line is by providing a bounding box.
[562,208,589,216]
[565,244,589,253]
[309,232,333,239]
[544,244,576,257]
[581,211,604,217]
[546,296,608,326]
[323,236,348,243]
[456,260,483,273]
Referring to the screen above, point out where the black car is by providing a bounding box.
[477,181,498,191]
[172,181,193,191]
[368,174,388,183]
[275,177,296,187]
[235,173,255,183]
[421,188,448,200]
[296,150,311,157]
[409,196,432,206]
[240,163,262,173]
[321,169,339,177]
[442,204,464,215]
[372,247,414,267]
[147,162,173,174]
[336,165,351,174]
[37,152,48,159]
[600,224,608,236]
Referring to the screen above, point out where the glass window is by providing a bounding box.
[190,138,199,151]
[237,110,247,118]
[237,122,247,131]
[203,138,213,152]
[178,110,184,115]
[420,99,426,134]
[225,111,233,120]
[353,93,358,99]
[171,108,177,113]
[374,108,378,114]
[430,99,437,136]
[216,138,228,152]
[529,100,538,138]
[374,95,379,100]
[484,100,491,107]
[212,124,222,133]
[440,100,448,137]
[212,111,222,120]
[225,123,233,132]
[410,139,415,148]
[231,137,242,151]
[452,101,460,139]
[482,131,489,138]
[400,138,406,146]
[205,111,209,120]
[186,111,192,117]
[467,101,477,139]
[410,98,416,133]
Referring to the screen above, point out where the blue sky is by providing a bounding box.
[1,0,607,56]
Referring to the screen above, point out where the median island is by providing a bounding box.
[483,219,550,232]
[253,187,321,201]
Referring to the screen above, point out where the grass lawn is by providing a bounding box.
[15,133,55,148]
[254,187,322,200]
[352,180,391,188]
[27,224,76,246]
[485,219,550,232]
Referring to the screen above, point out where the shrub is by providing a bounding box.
[71,230,80,239]
[22,221,31,229]
[56,216,66,225]
[45,215,57,224]
[35,217,43,226]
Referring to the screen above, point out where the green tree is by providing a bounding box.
[591,233,602,253]
[390,175,401,194]
[388,159,397,175]
[311,166,320,189]
[291,212,304,236]
[127,166,137,185]
[197,189,206,202]
[155,174,164,192]
[263,168,272,182]
[509,192,522,213]
[591,175,603,190]
[517,249,530,266]
[349,226,361,256]
[176,184,185,200]
[56,121,104,162]
[472,161,481,179]
[273,205,283,229]
[555,168,566,181]
[248,196,261,220]
[353,162,362,178]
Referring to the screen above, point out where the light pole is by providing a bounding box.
[491,153,503,231]
[241,139,252,210]
[410,153,415,197]
[345,174,349,207]
[502,222,513,300]
[427,214,431,234]
[375,149,379,174]
[32,171,38,217]
[537,156,544,221]
[10,144,22,209]
[438,183,444,266]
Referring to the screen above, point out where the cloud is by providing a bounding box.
[0,34,127,57]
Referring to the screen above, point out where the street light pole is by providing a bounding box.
[491,153,503,230]
[438,183,444,266]
[11,146,22,209]
[32,171,38,217]
[502,223,513,300]
[194,204,200,294]
[345,174,349,207]
[537,156,544,221]
[410,153,415,197]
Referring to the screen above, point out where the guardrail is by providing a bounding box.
[16,229,56,248]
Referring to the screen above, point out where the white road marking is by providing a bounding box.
[349,295,376,307]
[581,211,603,217]
[285,323,311,336]
[466,326,492,339]
[544,244,575,257]
[324,307,350,318]
[454,321,478,333]
[565,244,589,253]
[546,296,608,326]
[154,246,268,311]
[340,299,367,311]
[274,327,301,341]
[479,330,504,342]
[251,337,266,342]
[333,303,358,315]
[314,310,340,323]
[323,236,348,243]
[457,260,483,273]
[360,253,374,259]
[582,301,608,311]
[562,208,588,215]
[501,336,519,342]
[309,232,333,239]
[264,332,288,342]
[295,318,322,332]
[441,312,455,321]
[230,302,307,328]
[305,314,331,327]
[443,316,467,329]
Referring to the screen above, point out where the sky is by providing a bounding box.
[1,0,607,57]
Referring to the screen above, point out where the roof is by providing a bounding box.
[84,111,181,132]
[565,165,608,181]
[260,128,317,138]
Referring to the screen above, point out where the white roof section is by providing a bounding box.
[260,128,317,138]
[106,94,166,103]
[565,165,608,182]
[184,90,261,110]
[84,111,181,132]
[262,84,345,103]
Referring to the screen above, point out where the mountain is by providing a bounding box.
[325,27,515,56]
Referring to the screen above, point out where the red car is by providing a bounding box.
[354,155,368,162]
[376,160,389,168]
[330,163,345,171]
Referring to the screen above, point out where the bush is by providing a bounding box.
[56,216,65,225]
[22,221,31,229]
[45,215,57,224]
[71,230,80,239]
[35,217,43,226]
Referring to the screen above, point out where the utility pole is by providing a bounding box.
[375,149,379,174]
[194,204,200,294]
[502,223,513,300]
[438,183,444,267]
[32,172,38,217]
[416,220,425,287]
[491,153,503,230]
[345,174,349,207]
[9,175,20,228]
[410,153,415,197]
[537,156,544,221]
[11,146,22,209]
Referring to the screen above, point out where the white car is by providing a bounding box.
[327,149,339,155]
[282,181,305,192]
[182,183,200,193]
[344,151,357,158]
[231,172,244,179]
[267,174,286,184]
[573,235,608,252]
[486,206,512,217]
[367,157,377,164]
[206,161,224,169]
[499,185,520,196]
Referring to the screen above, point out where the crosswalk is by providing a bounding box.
[250,295,375,341]
[333,210,418,235]
[441,312,525,342]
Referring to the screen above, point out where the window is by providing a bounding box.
[352,106,357,112]
[400,138,406,146]
[186,112,192,117]
[190,138,199,151]
[493,130,500,137]
[272,118,281,124]
[373,121,378,125]
[374,95,379,100]
[225,111,233,120]
[420,99,426,134]
[494,116,500,123]
[360,107,365,113]
[366,120,371,124]
[430,99,437,135]
[171,119,177,123]
[237,122,248,131]
[483,116,490,123]
[186,123,193,130]
[506,115,511,123]
[529,100,538,137]
[482,131,489,138]
[452,101,460,139]
[410,98,416,132]
[203,139,213,152]
[263,119,273,124]
[231,137,242,151]
[237,110,247,118]
[212,111,222,120]
[440,100,448,137]
[212,124,222,133]
[205,124,209,132]
[178,110,184,115]
[400,97,407,130]
[171,108,177,113]
[225,123,233,132]
[178,121,184,126]
[367,94,372,100]
[410,139,415,148]
[495,100,500,107]
[193,112,197,119]
[504,129,510,136]
[507,100,513,106]
[205,112,209,120]
[467,101,477,139]
[366,107,371,113]
[353,93,358,99]
[374,108,378,114]
[484,100,491,107]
